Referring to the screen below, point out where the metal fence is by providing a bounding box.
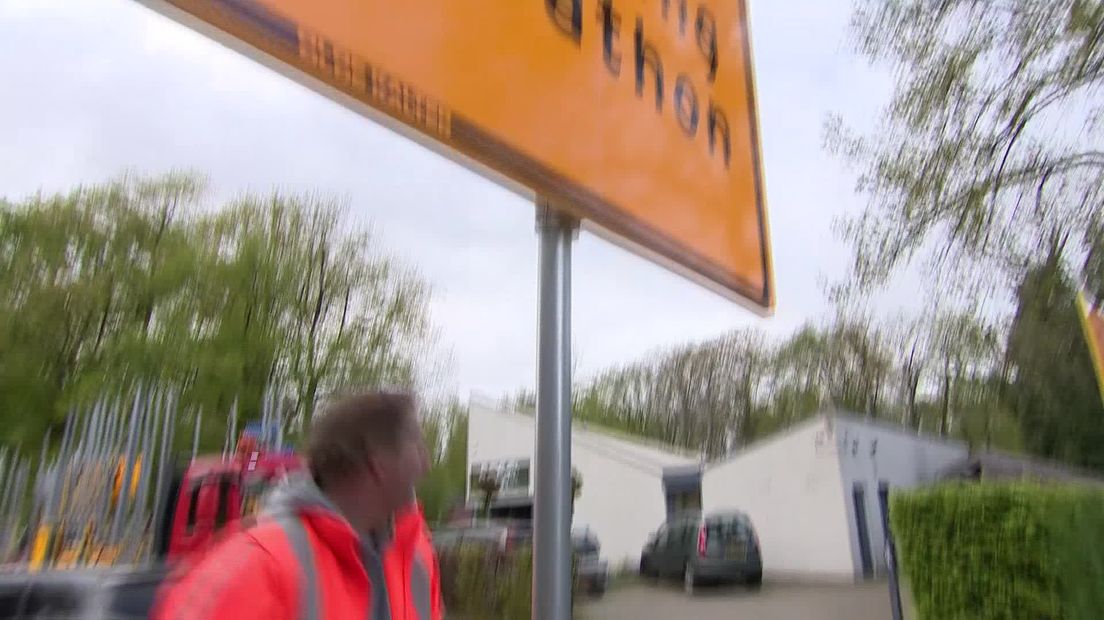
[3,383,291,572]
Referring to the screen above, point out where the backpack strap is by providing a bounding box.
[274,515,320,620]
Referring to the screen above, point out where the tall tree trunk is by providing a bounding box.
[870,374,882,419]
[907,376,920,431]
[985,405,993,451]
[940,362,951,437]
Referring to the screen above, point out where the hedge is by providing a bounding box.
[890,483,1104,620]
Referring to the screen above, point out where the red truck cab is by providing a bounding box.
[159,438,305,563]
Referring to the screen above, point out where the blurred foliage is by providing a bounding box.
[566,310,1023,461]
[891,483,1104,620]
[439,543,581,619]
[418,405,468,525]
[0,172,437,459]
[1007,251,1104,471]
[439,544,532,619]
[828,0,1104,304]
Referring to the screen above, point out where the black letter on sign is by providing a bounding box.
[696,7,718,82]
[597,0,622,76]
[659,0,687,34]
[546,0,582,44]
[707,101,731,168]
[634,18,664,112]
[674,75,699,137]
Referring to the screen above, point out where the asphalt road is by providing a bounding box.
[582,580,900,620]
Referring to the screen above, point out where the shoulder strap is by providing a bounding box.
[274,515,320,620]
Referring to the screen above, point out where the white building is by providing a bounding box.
[466,400,989,580]
[466,399,700,565]
[703,413,968,582]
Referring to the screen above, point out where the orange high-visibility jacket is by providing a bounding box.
[154,475,444,620]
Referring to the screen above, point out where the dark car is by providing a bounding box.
[432,521,608,598]
[0,567,168,620]
[639,510,762,594]
[572,528,608,598]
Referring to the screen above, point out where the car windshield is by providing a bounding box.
[706,517,751,542]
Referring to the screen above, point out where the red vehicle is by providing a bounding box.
[156,435,306,563]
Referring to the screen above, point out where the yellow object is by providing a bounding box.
[28,525,52,572]
[143,0,774,311]
[112,456,143,503]
[94,545,120,567]
[1077,290,1104,407]
[52,524,95,569]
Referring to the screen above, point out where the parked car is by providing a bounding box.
[639,510,762,594]
[432,521,609,598]
[431,519,532,553]
[572,528,608,598]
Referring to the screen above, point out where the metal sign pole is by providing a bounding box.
[878,481,903,620]
[532,203,576,620]
[191,409,203,460]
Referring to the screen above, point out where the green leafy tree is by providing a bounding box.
[1006,252,1104,471]
[891,314,932,431]
[418,405,468,525]
[829,0,1104,300]
[194,194,434,440]
[569,313,1023,458]
[0,172,438,458]
[0,173,203,451]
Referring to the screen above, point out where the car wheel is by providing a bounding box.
[640,558,657,581]
[746,570,763,590]
[683,563,697,595]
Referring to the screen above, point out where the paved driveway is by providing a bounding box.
[582,581,900,620]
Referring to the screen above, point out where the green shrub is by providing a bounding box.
[437,544,530,619]
[438,543,581,619]
[890,483,1104,620]
[499,546,533,620]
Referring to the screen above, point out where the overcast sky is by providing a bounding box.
[0,0,892,398]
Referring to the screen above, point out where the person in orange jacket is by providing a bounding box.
[154,391,444,620]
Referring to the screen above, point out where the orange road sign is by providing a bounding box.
[136,0,774,311]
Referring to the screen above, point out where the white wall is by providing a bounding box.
[570,431,683,566]
[832,417,967,578]
[466,401,538,501]
[702,417,857,581]
[467,401,697,565]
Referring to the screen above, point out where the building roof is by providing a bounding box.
[697,409,1103,486]
[570,420,701,469]
[662,465,703,494]
[468,397,699,474]
[702,409,971,471]
[824,411,970,449]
